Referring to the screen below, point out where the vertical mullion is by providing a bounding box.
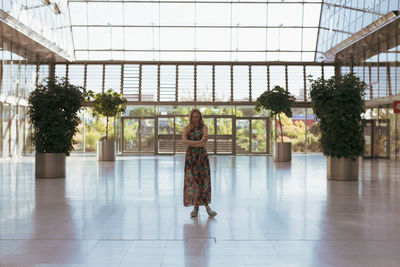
[212,64,215,102]
[249,65,252,102]
[303,65,307,153]
[377,35,380,97]
[157,64,160,102]
[102,64,105,93]
[120,63,124,95]
[66,63,69,81]
[386,31,392,96]
[368,63,372,99]
[230,64,233,102]
[194,64,197,102]
[175,64,179,102]
[267,65,270,91]
[321,63,324,80]
[285,65,288,91]
[249,119,252,154]
[83,64,87,93]
[303,65,307,102]
[35,62,39,88]
[139,64,142,102]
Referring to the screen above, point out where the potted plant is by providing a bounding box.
[310,73,366,180]
[255,85,295,162]
[28,77,84,178]
[87,89,127,161]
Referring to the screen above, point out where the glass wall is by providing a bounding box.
[1,0,73,60]
[68,1,322,61]
[0,39,37,158]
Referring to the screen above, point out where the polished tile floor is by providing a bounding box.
[0,154,400,266]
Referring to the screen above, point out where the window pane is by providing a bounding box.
[123,64,140,101]
[142,65,158,101]
[68,65,85,89]
[267,4,303,26]
[86,65,103,93]
[104,65,121,93]
[269,66,285,90]
[287,66,304,101]
[125,28,158,50]
[232,4,266,26]
[124,3,158,26]
[233,65,249,101]
[160,65,176,101]
[160,28,195,50]
[196,4,231,26]
[160,3,195,26]
[88,28,110,50]
[55,64,67,80]
[178,65,194,101]
[251,66,267,101]
[215,66,231,102]
[197,65,213,102]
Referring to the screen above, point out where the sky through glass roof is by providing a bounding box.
[68,0,322,61]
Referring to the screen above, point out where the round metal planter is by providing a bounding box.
[327,156,359,181]
[274,142,292,162]
[35,153,66,178]
[97,140,115,161]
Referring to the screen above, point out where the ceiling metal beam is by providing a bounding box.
[70,25,319,29]
[322,11,400,63]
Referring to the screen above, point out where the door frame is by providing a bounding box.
[363,119,390,159]
[121,114,271,155]
[236,117,269,155]
[121,116,156,154]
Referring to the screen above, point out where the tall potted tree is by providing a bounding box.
[310,73,366,180]
[87,89,127,161]
[255,85,295,162]
[28,77,84,178]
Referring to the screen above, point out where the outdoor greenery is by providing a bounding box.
[28,77,84,155]
[255,86,296,143]
[86,89,127,141]
[79,105,320,153]
[310,73,366,160]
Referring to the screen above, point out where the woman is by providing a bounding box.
[182,109,217,218]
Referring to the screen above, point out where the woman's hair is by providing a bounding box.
[188,108,205,130]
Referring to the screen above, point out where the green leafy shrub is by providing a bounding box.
[87,89,127,141]
[28,77,84,155]
[309,73,366,160]
[255,86,295,143]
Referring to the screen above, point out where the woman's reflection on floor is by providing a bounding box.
[184,216,215,267]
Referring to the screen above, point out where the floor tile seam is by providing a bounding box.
[117,242,136,266]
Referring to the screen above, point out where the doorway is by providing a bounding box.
[364,119,390,159]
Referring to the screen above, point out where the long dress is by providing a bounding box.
[183,126,211,207]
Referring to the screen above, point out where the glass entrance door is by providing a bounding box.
[121,114,269,155]
[122,117,155,153]
[156,116,175,154]
[363,119,390,159]
[236,117,269,154]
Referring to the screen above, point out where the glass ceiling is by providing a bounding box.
[68,0,322,62]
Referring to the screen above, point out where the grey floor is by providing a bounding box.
[0,154,400,266]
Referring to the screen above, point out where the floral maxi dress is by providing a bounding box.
[184,126,211,207]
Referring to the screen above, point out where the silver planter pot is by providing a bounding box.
[35,153,66,178]
[274,142,292,162]
[97,140,115,161]
[327,156,359,181]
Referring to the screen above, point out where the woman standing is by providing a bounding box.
[182,109,217,218]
